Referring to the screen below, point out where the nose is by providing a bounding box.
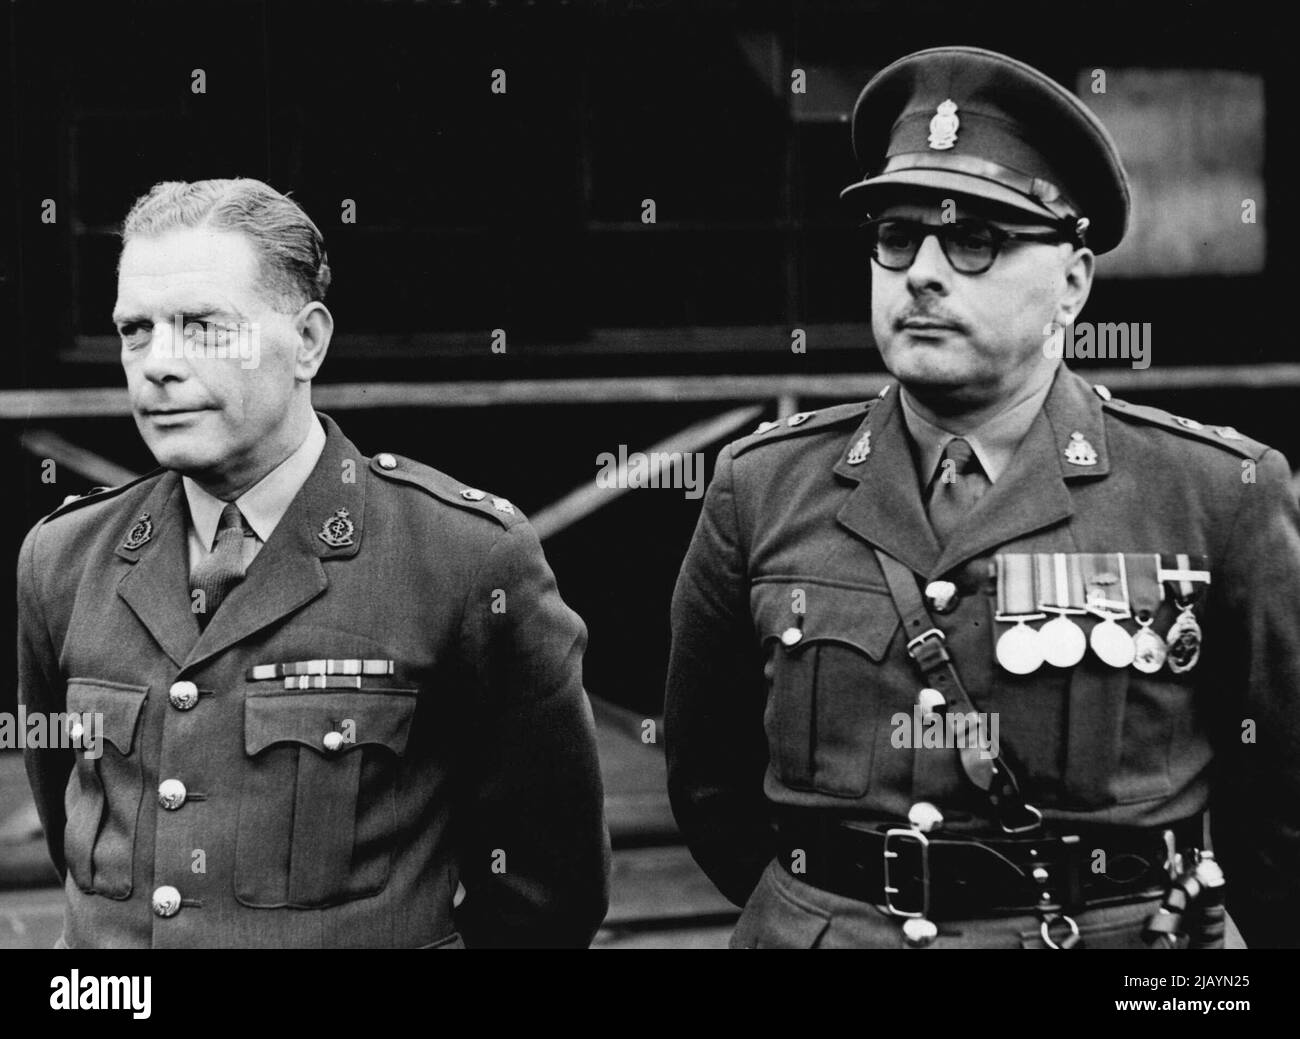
[139,318,190,385]
[905,232,953,295]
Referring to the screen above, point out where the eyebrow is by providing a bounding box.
[112,303,237,325]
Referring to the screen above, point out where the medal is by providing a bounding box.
[1160,553,1210,675]
[1090,616,1136,668]
[1132,623,1168,673]
[994,553,1044,675]
[1166,606,1202,674]
[1035,553,1087,668]
[997,620,1045,675]
[1082,552,1135,668]
[1127,554,1167,674]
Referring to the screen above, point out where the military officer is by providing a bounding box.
[19,178,610,948]
[666,47,1300,949]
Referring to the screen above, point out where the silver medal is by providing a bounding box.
[1039,614,1087,668]
[1166,607,1202,674]
[996,620,1044,675]
[1090,616,1136,668]
[1132,621,1167,674]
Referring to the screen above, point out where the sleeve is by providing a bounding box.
[16,521,71,880]
[453,519,610,948]
[1206,448,1300,947]
[664,444,775,907]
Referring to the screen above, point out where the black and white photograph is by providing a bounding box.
[0,0,1292,1002]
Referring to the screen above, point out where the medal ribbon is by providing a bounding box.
[1160,552,1210,605]
[1125,553,1163,621]
[996,553,1041,618]
[1035,552,1086,612]
[1080,552,1131,617]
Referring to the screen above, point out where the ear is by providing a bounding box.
[1054,247,1095,327]
[293,302,333,381]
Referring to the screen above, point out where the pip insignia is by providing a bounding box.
[491,497,515,515]
[318,508,355,548]
[122,514,153,550]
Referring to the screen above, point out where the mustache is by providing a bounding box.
[894,307,967,332]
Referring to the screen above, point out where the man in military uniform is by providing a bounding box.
[19,178,610,948]
[666,47,1300,948]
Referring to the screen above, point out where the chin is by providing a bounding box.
[138,430,220,477]
[880,342,972,390]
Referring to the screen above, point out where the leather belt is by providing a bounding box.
[776,814,1203,920]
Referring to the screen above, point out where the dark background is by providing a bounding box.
[0,0,1290,718]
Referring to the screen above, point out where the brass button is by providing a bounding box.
[916,688,945,715]
[68,721,85,744]
[376,453,398,470]
[780,627,803,647]
[907,802,944,833]
[158,779,188,811]
[924,580,958,613]
[322,731,346,753]
[901,918,937,947]
[460,488,486,502]
[168,681,199,711]
[151,885,182,918]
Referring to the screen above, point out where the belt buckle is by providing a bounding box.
[882,827,931,919]
[905,627,945,659]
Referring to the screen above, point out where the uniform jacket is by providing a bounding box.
[666,367,1300,947]
[19,413,610,948]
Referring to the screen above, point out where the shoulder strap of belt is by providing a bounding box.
[873,547,1042,834]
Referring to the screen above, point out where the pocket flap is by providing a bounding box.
[244,690,417,757]
[752,580,899,662]
[65,679,149,754]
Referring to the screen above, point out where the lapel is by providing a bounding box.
[834,386,942,576]
[834,368,1110,579]
[184,413,368,670]
[115,474,201,667]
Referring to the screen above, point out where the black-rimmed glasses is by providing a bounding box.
[861,217,1078,275]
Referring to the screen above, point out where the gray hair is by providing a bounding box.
[121,178,331,311]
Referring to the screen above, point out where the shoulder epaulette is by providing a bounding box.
[369,452,521,528]
[1098,392,1266,460]
[731,400,875,459]
[42,470,161,524]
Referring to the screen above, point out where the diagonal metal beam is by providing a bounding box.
[18,429,139,487]
[530,405,764,541]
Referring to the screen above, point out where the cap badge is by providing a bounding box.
[318,508,356,548]
[121,513,153,550]
[1064,431,1098,466]
[928,99,960,150]
[847,431,872,465]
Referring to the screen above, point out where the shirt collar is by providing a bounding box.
[183,414,328,550]
[900,368,1057,484]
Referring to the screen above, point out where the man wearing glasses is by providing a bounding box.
[666,47,1300,948]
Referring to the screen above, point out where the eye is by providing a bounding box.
[876,222,917,250]
[117,322,152,350]
[952,225,997,253]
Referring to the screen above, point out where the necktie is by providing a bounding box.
[191,503,249,629]
[925,437,990,546]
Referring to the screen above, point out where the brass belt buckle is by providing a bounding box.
[882,827,931,919]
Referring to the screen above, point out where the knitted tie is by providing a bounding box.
[191,503,249,629]
[925,437,990,546]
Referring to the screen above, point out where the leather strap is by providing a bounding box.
[874,547,1042,833]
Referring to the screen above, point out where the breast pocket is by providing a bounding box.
[63,679,149,899]
[752,580,901,798]
[235,689,417,909]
